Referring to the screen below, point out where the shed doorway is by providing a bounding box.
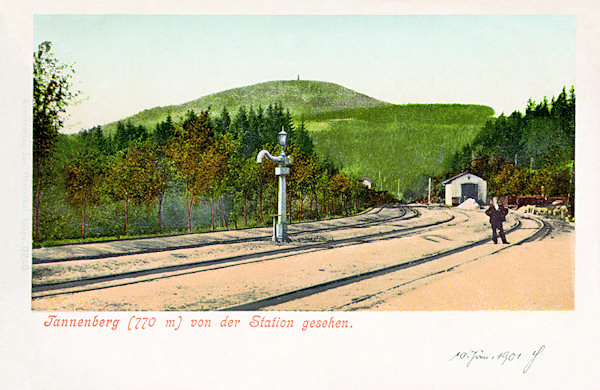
[460,183,478,203]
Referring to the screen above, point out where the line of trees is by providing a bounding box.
[437,87,575,205]
[446,87,575,172]
[38,105,394,241]
[33,42,397,243]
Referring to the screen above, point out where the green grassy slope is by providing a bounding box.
[101,80,388,135]
[305,104,495,199]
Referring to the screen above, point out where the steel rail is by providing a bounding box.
[33,205,414,264]
[335,216,550,310]
[31,207,450,296]
[219,215,546,311]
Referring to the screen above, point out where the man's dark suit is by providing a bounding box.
[485,204,509,244]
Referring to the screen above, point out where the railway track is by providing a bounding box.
[220,216,540,311]
[519,214,552,242]
[32,207,553,311]
[31,206,447,296]
[32,204,416,265]
[231,216,553,311]
[333,215,553,311]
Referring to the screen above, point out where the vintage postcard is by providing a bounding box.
[2,1,599,389]
[30,14,576,312]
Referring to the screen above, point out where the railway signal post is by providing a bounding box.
[257,128,293,242]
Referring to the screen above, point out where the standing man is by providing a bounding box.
[485,196,509,244]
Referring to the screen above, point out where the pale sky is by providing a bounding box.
[33,15,576,133]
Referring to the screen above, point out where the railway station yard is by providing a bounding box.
[31,205,574,312]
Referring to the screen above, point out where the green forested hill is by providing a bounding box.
[101,80,388,135]
[97,80,495,199]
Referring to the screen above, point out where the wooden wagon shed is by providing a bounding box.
[442,172,487,206]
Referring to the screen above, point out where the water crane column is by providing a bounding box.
[257,128,293,242]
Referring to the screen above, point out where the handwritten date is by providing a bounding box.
[450,345,545,373]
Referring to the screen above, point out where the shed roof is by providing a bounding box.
[441,172,483,185]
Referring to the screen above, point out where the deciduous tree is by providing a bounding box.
[167,110,216,231]
[33,41,79,240]
[64,151,104,238]
[105,143,163,235]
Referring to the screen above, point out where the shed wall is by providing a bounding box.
[444,174,487,206]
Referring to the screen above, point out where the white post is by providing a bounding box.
[275,166,290,242]
[428,177,432,205]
